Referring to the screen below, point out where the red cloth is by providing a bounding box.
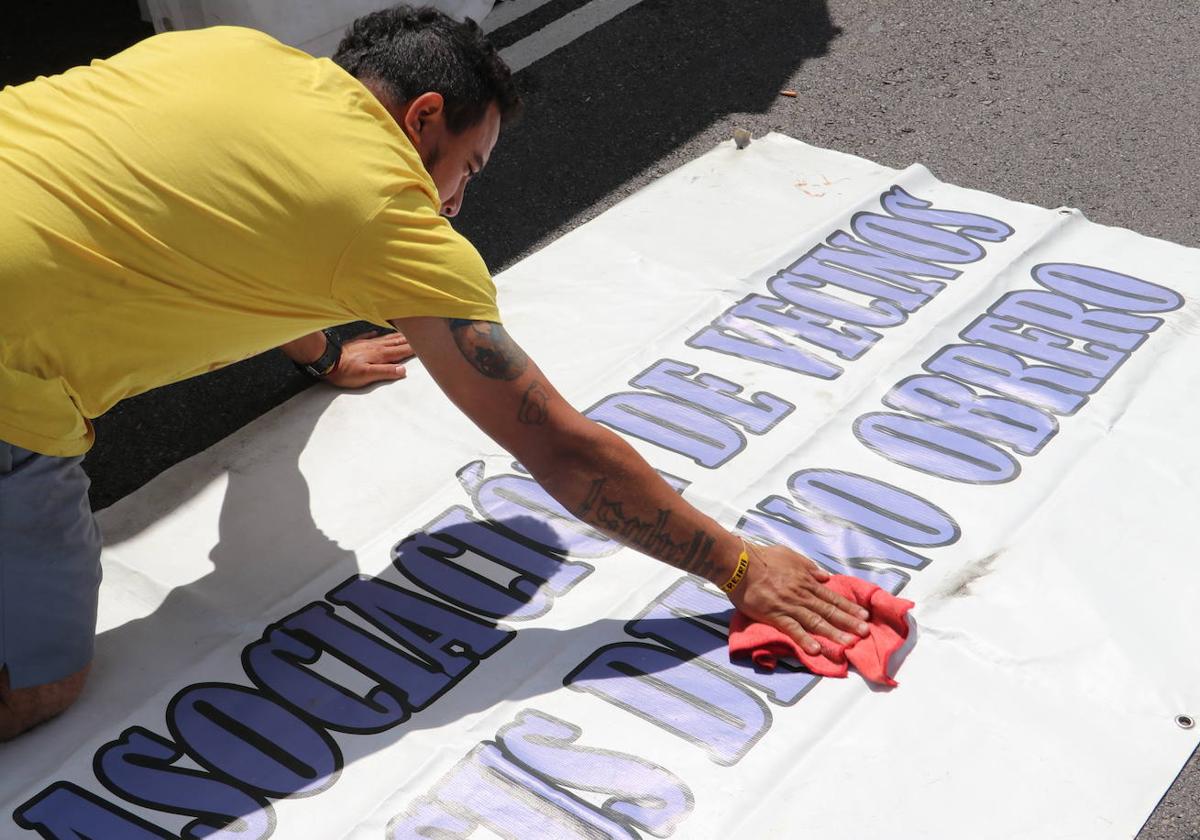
[728,575,915,687]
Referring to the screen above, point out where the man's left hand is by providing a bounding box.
[325,330,414,389]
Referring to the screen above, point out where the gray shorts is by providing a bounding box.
[0,440,102,690]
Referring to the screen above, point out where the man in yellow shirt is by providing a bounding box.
[0,6,871,741]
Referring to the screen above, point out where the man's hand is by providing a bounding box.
[727,543,871,656]
[325,330,414,389]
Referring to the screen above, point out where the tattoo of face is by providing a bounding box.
[518,381,549,425]
[447,319,529,381]
[575,477,718,579]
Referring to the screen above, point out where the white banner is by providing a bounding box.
[4,134,1199,839]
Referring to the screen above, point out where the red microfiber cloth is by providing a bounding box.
[728,575,915,687]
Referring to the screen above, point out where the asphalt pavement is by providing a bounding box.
[3,1,1199,835]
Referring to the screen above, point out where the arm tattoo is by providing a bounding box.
[447,319,528,381]
[576,478,717,579]
[518,381,549,425]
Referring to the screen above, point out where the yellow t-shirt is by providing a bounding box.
[0,26,499,457]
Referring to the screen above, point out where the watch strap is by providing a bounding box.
[295,330,342,379]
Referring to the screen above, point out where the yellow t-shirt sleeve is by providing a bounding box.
[332,186,500,328]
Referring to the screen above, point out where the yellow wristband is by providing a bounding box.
[720,541,751,593]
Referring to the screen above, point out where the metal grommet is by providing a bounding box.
[1176,714,1195,730]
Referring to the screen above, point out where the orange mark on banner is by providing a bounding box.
[794,173,846,197]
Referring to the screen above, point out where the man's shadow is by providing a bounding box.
[87,386,367,721]
[56,383,746,824]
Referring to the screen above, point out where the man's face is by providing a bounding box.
[401,94,501,218]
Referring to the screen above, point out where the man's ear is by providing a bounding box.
[401,91,447,140]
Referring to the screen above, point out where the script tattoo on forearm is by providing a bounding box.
[575,478,716,578]
[447,319,528,381]
[518,381,549,425]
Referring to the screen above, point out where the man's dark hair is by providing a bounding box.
[333,5,522,132]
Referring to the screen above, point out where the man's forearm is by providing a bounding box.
[280,331,328,364]
[392,315,871,652]
[530,422,743,585]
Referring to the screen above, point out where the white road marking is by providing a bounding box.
[499,0,649,72]
[482,0,560,31]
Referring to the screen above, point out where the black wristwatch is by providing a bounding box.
[294,329,343,379]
